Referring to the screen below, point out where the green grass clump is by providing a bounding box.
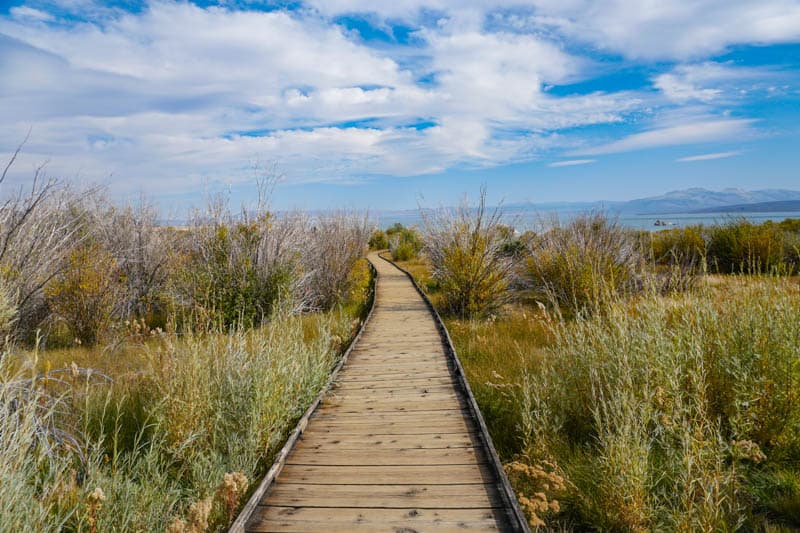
[649,225,707,266]
[521,277,800,530]
[0,310,358,532]
[444,308,551,458]
[650,218,800,275]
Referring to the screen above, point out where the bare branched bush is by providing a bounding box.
[0,279,16,339]
[305,211,370,310]
[0,144,94,338]
[91,197,169,323]
[422,188,514,317]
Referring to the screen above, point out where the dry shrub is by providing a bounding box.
[524,213,645,313]
[305,211,370,310]
[505,460,565,527]
[0,150,93,338]
[92,198,170,324]
[422,188,514,318]
[45,242,125,346]
[0,278,16,338]
[217,471,248,523]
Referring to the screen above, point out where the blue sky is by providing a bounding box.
[1,0,799,212]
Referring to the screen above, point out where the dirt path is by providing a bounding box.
[241,252,523,532]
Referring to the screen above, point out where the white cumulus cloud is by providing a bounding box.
[0,0,796,197]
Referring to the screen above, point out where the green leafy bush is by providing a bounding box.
[650,225,707,266]
[389,241,414,261]
[173,220,292,329]
[368,229,388,250]
[386,223,423,261]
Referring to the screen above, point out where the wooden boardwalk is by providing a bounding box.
[234,252,528,532]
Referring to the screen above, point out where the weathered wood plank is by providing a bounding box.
[321,394,463,406]
[247,507,505,532]
[287,446,486,466]
[274,464,496,485]
[294,432,478,450]
[306,418,473,432]
[314,402,469,415]
[265,483,503,509]
[333,377,454,387]
[312,407,471,420]
[299,425,475,437]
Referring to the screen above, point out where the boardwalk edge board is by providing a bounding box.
[229,261,378,533]
[380,252,532,533]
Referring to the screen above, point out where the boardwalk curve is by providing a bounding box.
[233,252,528,532]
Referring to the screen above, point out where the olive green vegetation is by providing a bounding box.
[369,223,424,261]
[171,221,295,330]
[399,216,800,530]
[649,217,800,274]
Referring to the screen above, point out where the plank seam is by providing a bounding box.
[256,505,504,510]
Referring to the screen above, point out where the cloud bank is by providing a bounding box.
[0,0,798,196]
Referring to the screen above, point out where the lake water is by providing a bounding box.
[376,210,800,231]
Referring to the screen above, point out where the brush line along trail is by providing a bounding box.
[236,252,528,532]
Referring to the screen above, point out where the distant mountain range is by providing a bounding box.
[620,188,800,214]
[688,200,800,214]
[506,188,800,215]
